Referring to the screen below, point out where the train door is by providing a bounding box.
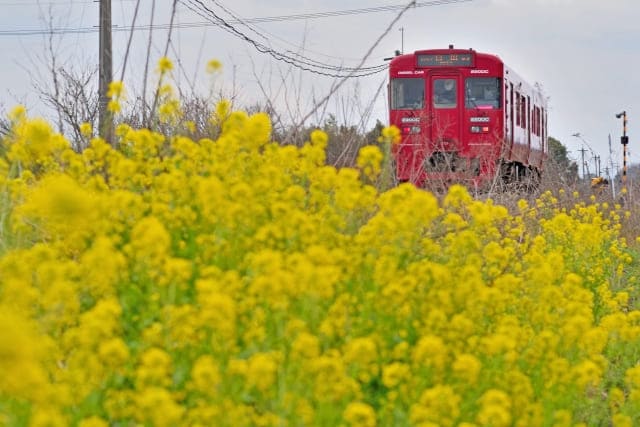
[429,74,462,152]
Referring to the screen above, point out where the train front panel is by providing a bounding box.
[389,48,506,188]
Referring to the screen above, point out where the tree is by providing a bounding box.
[365,119,385,146]
[32,67,100,151]
[545,136,579,186]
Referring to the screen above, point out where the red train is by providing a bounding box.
[388,46,548,190]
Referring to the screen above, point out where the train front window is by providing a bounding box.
[391,78,424,110]
[465,77,501,109]
[433,78,457,109]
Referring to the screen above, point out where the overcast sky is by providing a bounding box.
[0,0,638,178]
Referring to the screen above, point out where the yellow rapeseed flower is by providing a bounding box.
[213,99,231,125]
[246,352,279,394]
[356,145,384,181]
[452,353,482,385]
[135,347,173,388]
[107,99,121,113]
[78,416,109,427]
[157,56,174,73]
[134,386,184,427]
[206,58,222,73]
[0,92,637,426]
[80,122,93,138]
[158,98,182,124]
[107,80,125,99]
[190,355,221,394]
[378,125,400,144]
[476,389,512,427]
[8,104,26,122]
[612,413,633,427]
[381,362,410,388]
[572,359,603,389]
[343,402,376,427]
[410,385,461,427]
[98,337,130,368]
[310,129,328,149]
[291,332,320,359]
[0,307,50,402]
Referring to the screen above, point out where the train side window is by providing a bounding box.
[536,107,541,136]
[521,94,525,127]
[464,77,501,109]
[390,78,425,110]
[433,78,457,108]
[515,92,521,126]
[542,108,547,144]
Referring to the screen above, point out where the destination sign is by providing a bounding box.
[417,53,474,67]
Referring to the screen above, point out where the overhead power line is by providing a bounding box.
[201,0,389,73]
[297,0,420,126]
[0,0,473,79]
[0,0,472,36]
[0,0,135,5]
[178,0,473,79]
[180,0,389,78]
[192,0,473,24]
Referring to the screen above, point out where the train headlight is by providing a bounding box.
[402,126,421,134]
[470,126,489,133]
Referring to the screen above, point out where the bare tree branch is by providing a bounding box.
[142,0,157,126]
[297,0,416,128]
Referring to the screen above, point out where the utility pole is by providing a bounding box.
[399,27,404,54]
[579,146,588,179]
[608,134,616,198]
[584,160,591,179]
[616,111,628,196]
[99,0,113,143]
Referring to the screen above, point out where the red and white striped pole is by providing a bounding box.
[616,111,628,197]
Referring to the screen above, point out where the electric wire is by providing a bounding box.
[0,0,135,5]
[0,0,474,80]
[180,0,472,80]
[201,0,388,73]
[0,0,471,36]
[210,0,471,24]
[180,0,388,78]
[297,0,418,127]
[206,0,377,70]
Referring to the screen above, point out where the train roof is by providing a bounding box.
[388,47,545,103]
[389,47,504,67]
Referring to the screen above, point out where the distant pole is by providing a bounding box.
[616,111,628,194]
[399,27,404,54]
[99,0,113,143]
[584,161,591,179]
[579,146,587,179]
[609,134,616,198]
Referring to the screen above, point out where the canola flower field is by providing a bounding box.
[2,82,640,426]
